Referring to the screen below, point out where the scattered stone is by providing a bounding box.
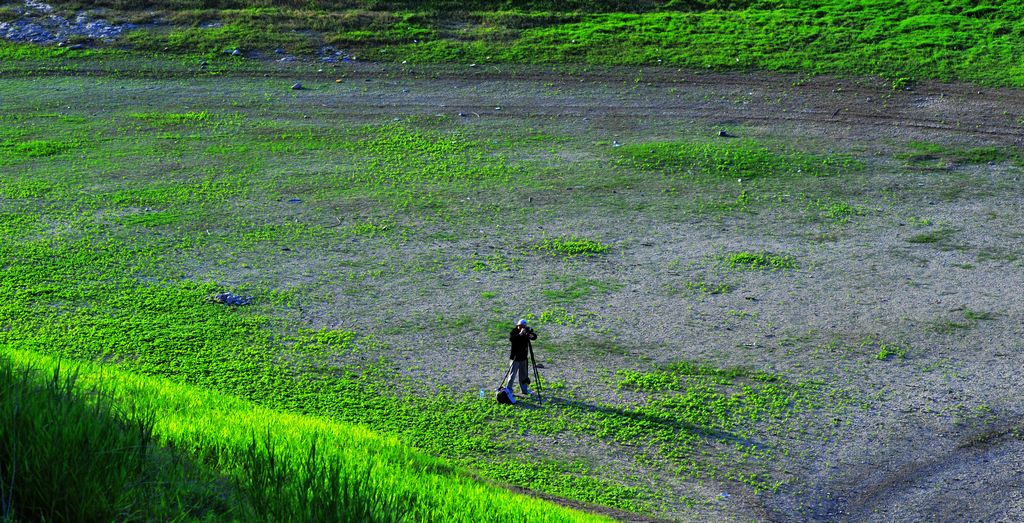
[209,292,252,306]
[274,48,285,54]
[291,83,303,90]
[612,140,622,147]
[0,5,135,45]
[230,48,242,56]
[25,0,53,13]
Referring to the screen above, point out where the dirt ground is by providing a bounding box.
[262,64,1024,522]
[20,59,1021,521]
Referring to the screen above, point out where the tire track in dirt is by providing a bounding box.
[10,64,1024,145]
[829,422,1024,522]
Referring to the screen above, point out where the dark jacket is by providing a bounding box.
[508,326,537,361]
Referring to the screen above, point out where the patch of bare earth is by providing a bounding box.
[97,66,1022,521]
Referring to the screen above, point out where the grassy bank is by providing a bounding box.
[0,349,606,522]
[3,0,1015,87]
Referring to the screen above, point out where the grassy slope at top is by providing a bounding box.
[0,349,606,522]
[18,0,1021,87]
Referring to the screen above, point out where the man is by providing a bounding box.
[505,319,537,395]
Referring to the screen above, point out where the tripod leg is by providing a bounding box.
[500,359,515,389]
[528,341,542,404]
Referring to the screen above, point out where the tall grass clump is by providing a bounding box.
[0,350,607,523]
[0,358,229,522]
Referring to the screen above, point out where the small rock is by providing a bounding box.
[719,130,734,137]
[231,49,242,56]
[612,140,622,147]
[210,292,252,306]
[287,198,302,203]
[291,83,303,90]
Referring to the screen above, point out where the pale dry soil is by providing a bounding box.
[9,64,1024,522]
[276,67,1024,522]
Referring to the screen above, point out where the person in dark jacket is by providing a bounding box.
[505,319,537,395]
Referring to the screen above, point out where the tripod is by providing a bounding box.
[527,340,543,404]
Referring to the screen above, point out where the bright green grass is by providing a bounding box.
[383,3,1024,86]
[0,138,80,161]
[6,1,1024,86]
[537,237,611,257]
[1,350,606,522]
[0,357,233,521]
[617,139,861,180]
[725,251,798,271]
[129,111,212,124]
